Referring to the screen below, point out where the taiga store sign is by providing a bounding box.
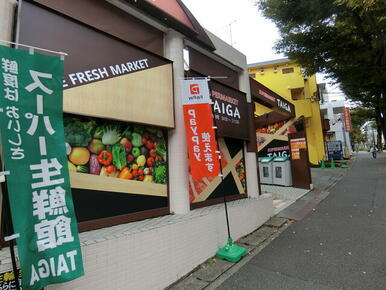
[210,81,249,140]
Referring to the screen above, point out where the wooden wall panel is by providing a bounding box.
[70,172,167,197]
[63,64,174,128]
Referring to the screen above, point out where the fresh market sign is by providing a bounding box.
[65,58,150,87]
[0,45,84,289]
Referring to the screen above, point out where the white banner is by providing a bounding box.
[181,79,211,105]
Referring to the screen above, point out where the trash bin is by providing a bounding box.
[258,157,274,184]
[272,156,292,186]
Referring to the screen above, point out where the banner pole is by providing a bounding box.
[0,158,21,290]
[207,85,231,240]
[207,78,247,263]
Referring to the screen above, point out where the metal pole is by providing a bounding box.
[208,80,231,240]
[0,168,20,290]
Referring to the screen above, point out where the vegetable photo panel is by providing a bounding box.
[64,114,168,195]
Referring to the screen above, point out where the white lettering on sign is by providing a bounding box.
[258,89,276,102]
[277,99,291,113]
[187,109,202,162]
[213,100,240,119]
[68,67,109,85]
[30,250,78,286]
[211,90,239,105]
[109,59,149,76]
[67,58,149,86]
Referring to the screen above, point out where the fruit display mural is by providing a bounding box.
[64,114,167,185]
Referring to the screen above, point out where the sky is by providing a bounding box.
[182,0,283,64]
[182,0,345,100]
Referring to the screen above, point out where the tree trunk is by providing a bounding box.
[381,110,386,148]
[375,105,383,149]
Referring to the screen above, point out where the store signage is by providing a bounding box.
[0,270,21,290]
[258,140,290,158]
[291,148,300,159]
[258,89,276,103]
[290,138,307,149]
[66,58,150,87]
[19,2,170,90]
[181,79,220,179]
[210,81,249,140]
[290,138,306,160]
[276,99,292,113]
[0,46,84,290]
[251,78,295,117]
[343,108,352,132]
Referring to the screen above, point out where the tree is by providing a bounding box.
[257,0,386,146]
[350,107,374,144]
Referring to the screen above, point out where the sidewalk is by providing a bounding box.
[167,158,354,290]
[218,152,386,289]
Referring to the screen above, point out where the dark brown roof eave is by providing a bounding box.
[124,0,216,51]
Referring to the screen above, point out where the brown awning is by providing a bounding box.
[255,111,292,129]
[250,78,295,118]
[189,48,239,90]
[30,0,165,56]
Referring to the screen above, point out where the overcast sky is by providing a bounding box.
[182,0,345,99]
[182,0,283,64]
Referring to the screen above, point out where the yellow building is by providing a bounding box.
[248,58,326,165]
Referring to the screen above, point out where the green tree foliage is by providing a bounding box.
[350,107,374,143]
[258,0,386,145]
[350,107,375,128]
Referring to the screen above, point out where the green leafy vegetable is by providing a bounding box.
[64,118,96,147]
[131,132,142,147]
[146,127,157,134]
[93,124,122,145]
[153,164,167,184]
[76,165,89,173]
[156,139,167,161]
[112,144,127,170]
[133,125,145,135]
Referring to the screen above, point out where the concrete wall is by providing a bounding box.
[44,197,272,290]
[0,0,16,43]
[0,196,273,289]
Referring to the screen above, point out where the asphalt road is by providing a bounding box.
[218,152,386,290]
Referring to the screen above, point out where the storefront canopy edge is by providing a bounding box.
[250,78,295,118]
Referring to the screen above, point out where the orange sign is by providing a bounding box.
[182,80,220,179]
[290,138,307,149]
[343,108,352,132]
[291,148,300,159]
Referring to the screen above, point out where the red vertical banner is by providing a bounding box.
[181,79,220,179]
[343,107,352,132]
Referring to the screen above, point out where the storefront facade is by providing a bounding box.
[251,78,312,189]
[0,1,272,289]
[248,58,326,165]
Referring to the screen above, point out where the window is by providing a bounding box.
[282,67,294,74]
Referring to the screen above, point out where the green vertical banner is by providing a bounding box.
[0,45,84,289]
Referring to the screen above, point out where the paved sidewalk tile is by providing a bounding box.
[265,216,287,227]
[168,275,209,290]
[194,258,233,282]
[238,226,277,246]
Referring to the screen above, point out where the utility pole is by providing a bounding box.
[228,19,237,47]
